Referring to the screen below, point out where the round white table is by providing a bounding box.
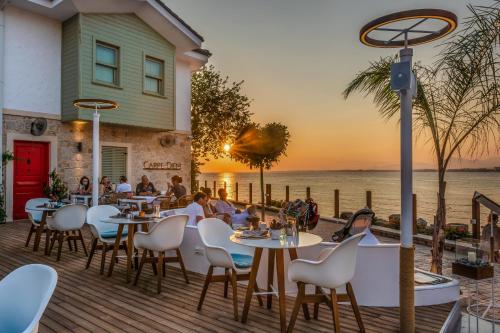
[230,232,322,333]
[102,217,160,282]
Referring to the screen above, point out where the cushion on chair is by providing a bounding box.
[101,229,128,239]
[230,253,253,269]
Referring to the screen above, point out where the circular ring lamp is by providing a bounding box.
[360,9,457,48]
[358,9,457,332]
[73,99,119,207]
[73,99,119,110]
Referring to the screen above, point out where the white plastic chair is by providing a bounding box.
[85,205,128,274]
[287,233,366,332]
[24,198,50,248]
[133,214,189,293]
[47,204,88,261]
[0,264,57,333]
[197,218,263,321]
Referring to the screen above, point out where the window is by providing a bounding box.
[144,56,164,95]
[101,146,127,184]
[95,42,119,86]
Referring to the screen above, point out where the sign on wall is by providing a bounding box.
[143,161,181,171]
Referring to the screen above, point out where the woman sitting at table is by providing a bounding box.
[135,175,157,195]
[116,176,132,193]
[200,187,216,217]
[231,205,258,229]
[100,176,113,195]
[167,175,187,199]
[74,176,92,194]
[214,188,241,215]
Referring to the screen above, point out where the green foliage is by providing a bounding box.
[230,122,290,170]
[343,2,500,273]
[2,151,15,165]
[43,170,68,201]
[191,65,253,191]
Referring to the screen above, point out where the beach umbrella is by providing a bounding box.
[73,99,119,206]
[359,9,457,332]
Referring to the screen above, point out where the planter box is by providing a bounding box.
[452,261,494,280]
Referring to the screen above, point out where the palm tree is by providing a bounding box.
[343,3,500,274]
[230,122,290,221]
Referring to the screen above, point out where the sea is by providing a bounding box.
[199,171,500,226]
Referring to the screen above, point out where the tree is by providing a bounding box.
[343,3,500,274]
[230,122,290,220]
[191,65,253,192]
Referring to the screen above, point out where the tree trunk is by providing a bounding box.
[260,166,265,221]
[431,170,447,274]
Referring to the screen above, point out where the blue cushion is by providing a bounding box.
[230,253,253,269]
[33,219,41,224]
[101,229,128,239]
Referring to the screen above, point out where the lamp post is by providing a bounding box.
[359,9,457,332]
[73,99,119,206]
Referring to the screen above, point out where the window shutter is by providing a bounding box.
[101,146,127,184]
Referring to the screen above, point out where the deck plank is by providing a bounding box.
[0,221,453,333]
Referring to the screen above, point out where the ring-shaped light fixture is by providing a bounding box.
[73,98,119,110]
[360,9,457,48]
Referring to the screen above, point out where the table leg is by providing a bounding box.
[288,248,310,320]
[126,224,136,283]
[267,248,275,309]
[241,247,263,323]
[276,249,287,333]
[33,211,48,252]
[107,224,124,277]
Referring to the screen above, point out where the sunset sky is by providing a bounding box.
[167,0,500,172]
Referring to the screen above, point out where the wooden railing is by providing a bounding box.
[199,180,421,231]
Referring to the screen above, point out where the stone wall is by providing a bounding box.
[3,114,192,194]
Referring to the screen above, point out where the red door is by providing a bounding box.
[13,141,50,219]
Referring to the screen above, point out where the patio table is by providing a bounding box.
[230,232,322,333]
[29,206,59,254]
[70,194,92,206]
[102,217,160,283]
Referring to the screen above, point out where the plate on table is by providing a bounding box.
[236,230,269,239]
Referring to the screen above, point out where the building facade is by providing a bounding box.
[1,0,209,220]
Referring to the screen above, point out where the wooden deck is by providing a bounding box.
[0,221,454,333]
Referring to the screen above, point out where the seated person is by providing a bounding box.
[185,192,207,226]
[74,176,92,195]
[481,213,500,263]
[116,176,132,193]
[100,176,113,195]
[136,175,157,195]
[167,175,187,199]
[231,205,258,229]
[200,187,216,217]
[214,188,241,215]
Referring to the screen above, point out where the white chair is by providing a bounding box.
[287,233,366,333]
[197,218,263,321]
[24,198,50,248]
[0,264,57,333]
[133,214,189,293]
[47,204,88,261]
[85,205,128,274]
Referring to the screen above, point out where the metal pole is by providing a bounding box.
[92,108,100,207]
[399,47,415,333]
[0,8,5,218]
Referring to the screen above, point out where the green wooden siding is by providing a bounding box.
[61,14,175,130]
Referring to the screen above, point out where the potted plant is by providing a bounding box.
[269,219,283,240]
[43,170,68,202]
[0,151,15,223]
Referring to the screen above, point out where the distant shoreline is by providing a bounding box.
[203,168,500,174]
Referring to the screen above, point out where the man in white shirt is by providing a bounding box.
[214,189,241,215]
[116,176,132,193]
[186,192,207,226]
